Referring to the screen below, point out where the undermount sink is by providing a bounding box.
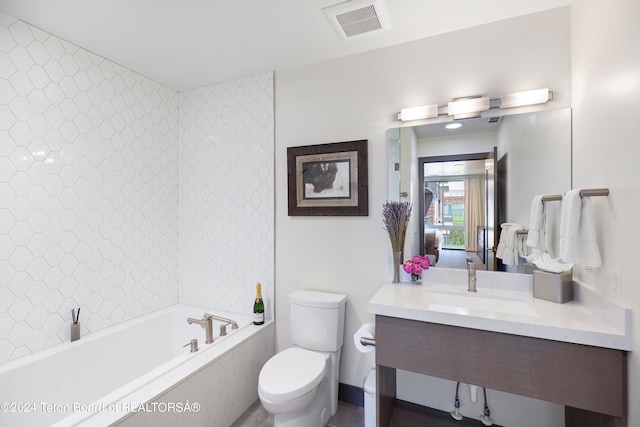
[424,290,539,318]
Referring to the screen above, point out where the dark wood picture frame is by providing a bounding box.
[287,140,368,216]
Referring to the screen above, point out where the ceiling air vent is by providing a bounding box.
[323,0,391,40]
[488,116,502,124]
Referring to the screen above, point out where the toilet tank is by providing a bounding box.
[289,290,347,352]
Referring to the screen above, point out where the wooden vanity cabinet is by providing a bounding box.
[375,315,627,427]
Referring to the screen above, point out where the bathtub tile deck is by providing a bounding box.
[231,400,364,427]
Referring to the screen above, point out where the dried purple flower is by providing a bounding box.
[382,201,412,253]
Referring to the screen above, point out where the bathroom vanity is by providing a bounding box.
[369,270,632,427]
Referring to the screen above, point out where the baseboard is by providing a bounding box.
[338,382,364,407]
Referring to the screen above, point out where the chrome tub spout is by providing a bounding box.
[187,317,214,344]
[204,313,239,331]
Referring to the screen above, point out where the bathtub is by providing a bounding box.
[0,304,275,427]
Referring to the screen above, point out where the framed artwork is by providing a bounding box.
[287,140,368,216]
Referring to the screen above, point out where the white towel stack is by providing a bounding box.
[496,223,525,266]
[559,189,602,269]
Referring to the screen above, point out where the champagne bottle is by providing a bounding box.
[253,283,265,325]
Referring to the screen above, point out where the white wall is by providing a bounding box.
[571,0,640,425]
[276,7,570,426]
[497,108,572,228]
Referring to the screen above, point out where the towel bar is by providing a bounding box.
[543,188,609,202]
[579,188,609,197]
[542,194,562,202]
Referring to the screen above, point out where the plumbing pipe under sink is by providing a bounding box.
[450,382,464,421]
[451,383,494,425]
[469,384,479,403]
[480,387,494,426]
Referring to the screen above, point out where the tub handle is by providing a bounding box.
[220,324,227,336]
[183,339,199,353]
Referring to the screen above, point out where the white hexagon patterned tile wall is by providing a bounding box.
[1,10,275,364]
[178,75,275,316]
[0,13,181,361]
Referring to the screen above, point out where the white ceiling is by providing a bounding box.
[414,116,501,139]
[0,0,570,91]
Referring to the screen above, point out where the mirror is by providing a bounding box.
[388,107,572,272]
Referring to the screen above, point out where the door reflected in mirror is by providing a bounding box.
[388,108,572,273]
[419,151,496,270]
[424,179,466,251]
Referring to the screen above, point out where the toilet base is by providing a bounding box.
[272,379,331,427]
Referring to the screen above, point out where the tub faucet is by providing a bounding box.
[467,260,477,293]
[204,313,239,331]
[187,316,214,344]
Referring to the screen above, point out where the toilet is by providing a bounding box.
[258,290,347,427]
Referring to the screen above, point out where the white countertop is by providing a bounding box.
[369,268,632,351]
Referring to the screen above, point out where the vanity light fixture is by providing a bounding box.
[500,88,552,108]
[397,87,553,122]
[445,123,462,129]
[398,104,438,121]
[447,97,490,119]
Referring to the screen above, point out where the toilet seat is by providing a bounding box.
[258,347,327,402]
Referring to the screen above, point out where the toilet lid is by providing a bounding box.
[259,347,327,402]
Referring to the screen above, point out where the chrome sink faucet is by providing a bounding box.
[467,260,477,293]
[187,316,214,344]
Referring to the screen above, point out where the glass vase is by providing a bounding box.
[393,251,402,283]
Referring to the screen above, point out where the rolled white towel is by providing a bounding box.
[532,252,573,273]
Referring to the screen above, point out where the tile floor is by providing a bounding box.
[231,400,364,427]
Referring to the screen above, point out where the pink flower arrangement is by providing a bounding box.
[403,255,430,282]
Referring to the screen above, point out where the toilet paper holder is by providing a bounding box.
[360,337,376,347]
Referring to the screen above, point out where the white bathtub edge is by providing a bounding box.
[72,320,274,427]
